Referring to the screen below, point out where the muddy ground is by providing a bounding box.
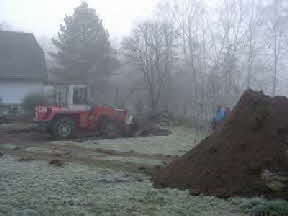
[0,123,246,216]
[0,123,206,172]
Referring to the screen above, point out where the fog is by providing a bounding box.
[1,0,288,130]
[0,0,158,38]
[3,1,288,215]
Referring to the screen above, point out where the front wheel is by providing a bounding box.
[51,117,76,139]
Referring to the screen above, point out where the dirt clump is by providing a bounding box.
[49,159,65,167]
[18,156,35,162]
[152,90,288,198]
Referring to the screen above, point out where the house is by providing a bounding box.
[0,31,47,105]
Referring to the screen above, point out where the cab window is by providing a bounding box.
[73,87,88,105]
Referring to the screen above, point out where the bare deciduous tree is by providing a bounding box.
[122,21,177,112]
[261,0,288,96]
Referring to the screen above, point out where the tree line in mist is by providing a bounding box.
[3,0,288,129]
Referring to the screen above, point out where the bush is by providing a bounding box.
[22,94,47,114]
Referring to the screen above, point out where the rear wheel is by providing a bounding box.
[51,117,76,139]
[101,120,122,138]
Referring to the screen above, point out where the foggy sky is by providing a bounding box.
[0,0,158,38]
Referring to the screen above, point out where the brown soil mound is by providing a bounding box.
[152,90,288,197]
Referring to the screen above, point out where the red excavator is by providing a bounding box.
[34,83,134,139]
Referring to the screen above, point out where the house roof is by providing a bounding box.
[0,31,47,81]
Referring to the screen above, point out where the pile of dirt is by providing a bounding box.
[153,90,288,198]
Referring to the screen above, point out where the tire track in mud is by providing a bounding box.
[0,126,175,173]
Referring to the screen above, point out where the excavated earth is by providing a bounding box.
[153,90,288,198]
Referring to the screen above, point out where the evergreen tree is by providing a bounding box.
[51,2,118,86]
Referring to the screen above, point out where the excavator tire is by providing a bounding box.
[101,119,122,139]
[51,116,76,139]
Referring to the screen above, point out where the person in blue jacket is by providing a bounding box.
[212,105,226,130]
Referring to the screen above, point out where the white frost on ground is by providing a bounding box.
[52,127,207,156]
[25,147,66,155]
[0,123,33,131]
[96,156,164,166]
[0,156,244,216]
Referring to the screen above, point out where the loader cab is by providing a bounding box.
[54,84,90,111]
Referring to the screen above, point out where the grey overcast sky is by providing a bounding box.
[0,0,159,38]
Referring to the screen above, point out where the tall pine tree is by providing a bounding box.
[51,2,117,89]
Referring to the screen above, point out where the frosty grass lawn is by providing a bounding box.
[0,126,250,215]
[52,127,207,156]
[0,156,245,216]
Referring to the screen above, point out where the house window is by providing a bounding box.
[73,87,88,105]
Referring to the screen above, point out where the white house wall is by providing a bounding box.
[0,81,44,104]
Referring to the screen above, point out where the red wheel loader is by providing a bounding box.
[34,84,134,139]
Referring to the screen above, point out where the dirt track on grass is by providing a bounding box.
[0,124,175,172]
